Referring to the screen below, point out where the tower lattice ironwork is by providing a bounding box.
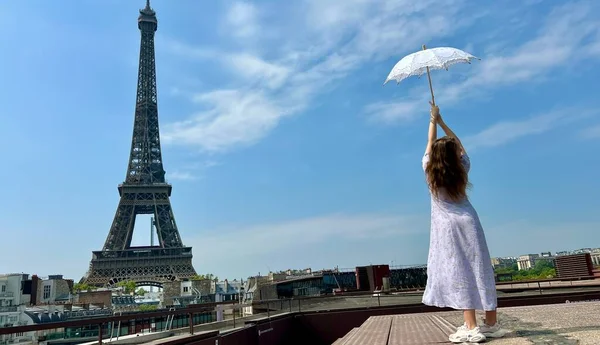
[81,0,197,287]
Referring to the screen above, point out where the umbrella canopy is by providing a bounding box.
[384,47,478,85]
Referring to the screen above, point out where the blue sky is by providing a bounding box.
[1,0,599,281]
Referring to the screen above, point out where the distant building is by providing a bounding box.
[0,273,113,344]
[537,253,556,266]
[557,248,600,256]
[77,290,112,309]
[215,279,243,303]
[161,279,243,308]
[572,248,594,254]
[162,279,210,307]
[517,254,539,270]
[517,252,555,270]
[240,278,260,317]
[37,275,73,305]
[491,257,517,268]
[267,268,314,283]
[0,274,31,344]
[268,272,287,282]
[555,253,594,279]
[592,252,600,267]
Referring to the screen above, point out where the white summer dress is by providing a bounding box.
[421,153,498,311]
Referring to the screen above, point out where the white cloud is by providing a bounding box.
[186,212,427,274]
[227,53,290,89]
[166,160,221,181]
[225,2,259,39]
[163,89,285,152]
[182,210,600,278]
[463,111,565,150]
[366,0,600,123]
[363,99,423,124]
[165,0,468,152]
[168,171,197,181]
[162,38,219,60]
[580,124,600,139]
[455,1,599,90]
[463,108,599,150]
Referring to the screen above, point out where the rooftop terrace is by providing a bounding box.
[332,301,600,344]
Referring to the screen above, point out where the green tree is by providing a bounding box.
[135,288,147,296]
[73,283,97,293]
[116,280,137,294]
[494,260,556,281]
[191,273,219,281]
[138,304,157,312]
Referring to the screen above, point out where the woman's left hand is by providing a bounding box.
[429,101,440,123]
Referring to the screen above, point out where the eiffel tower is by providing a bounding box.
[81,0,197,287]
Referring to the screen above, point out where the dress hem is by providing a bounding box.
[422,300,497,312]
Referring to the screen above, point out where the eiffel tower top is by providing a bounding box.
[138,0,157,29]
[126,0,164,185]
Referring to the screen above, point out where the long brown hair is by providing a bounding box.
[425,136,470,201]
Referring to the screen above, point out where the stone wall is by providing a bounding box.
[256,284,278,301]
[77,290,112,308]
[53,279,72,301]
[162,281,180,306]
[192,279,211,295]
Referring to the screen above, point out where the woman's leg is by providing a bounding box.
[485,310,497,325]
[463,309,477,329]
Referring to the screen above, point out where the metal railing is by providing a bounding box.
[0,306,17,313]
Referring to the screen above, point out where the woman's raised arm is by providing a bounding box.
[425,102,439,155]
[437,113,467,155]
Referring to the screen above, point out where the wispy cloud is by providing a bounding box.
[227,53,290,89]
[163,0,468,153]
[167,160,221,181]
[366,0,600,124]
[463,108,599,150]
[161,37,219,60]
[363,99,424,125]
[163,89,285,152]
[225,2,260,39]
[449,1,599,94]
[580,124,600,139]
[186,212,427,274]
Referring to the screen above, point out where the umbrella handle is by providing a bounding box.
[422,45,436,105]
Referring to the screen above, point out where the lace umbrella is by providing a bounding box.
[384,45,479,105]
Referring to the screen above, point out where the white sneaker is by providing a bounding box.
[480,321,509,338]
[449,324,486,343]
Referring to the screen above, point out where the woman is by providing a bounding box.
[422,102,505,343]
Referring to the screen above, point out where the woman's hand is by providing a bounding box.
[429,101,440,124]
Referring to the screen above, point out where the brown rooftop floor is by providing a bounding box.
[332,300,600,344]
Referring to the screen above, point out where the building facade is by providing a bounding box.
[0,274,35,344]
[591,252,600,267]
[161,279,243,308]
[517,254,539,270]
[1,273,112,344]
[491,257,517,268]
